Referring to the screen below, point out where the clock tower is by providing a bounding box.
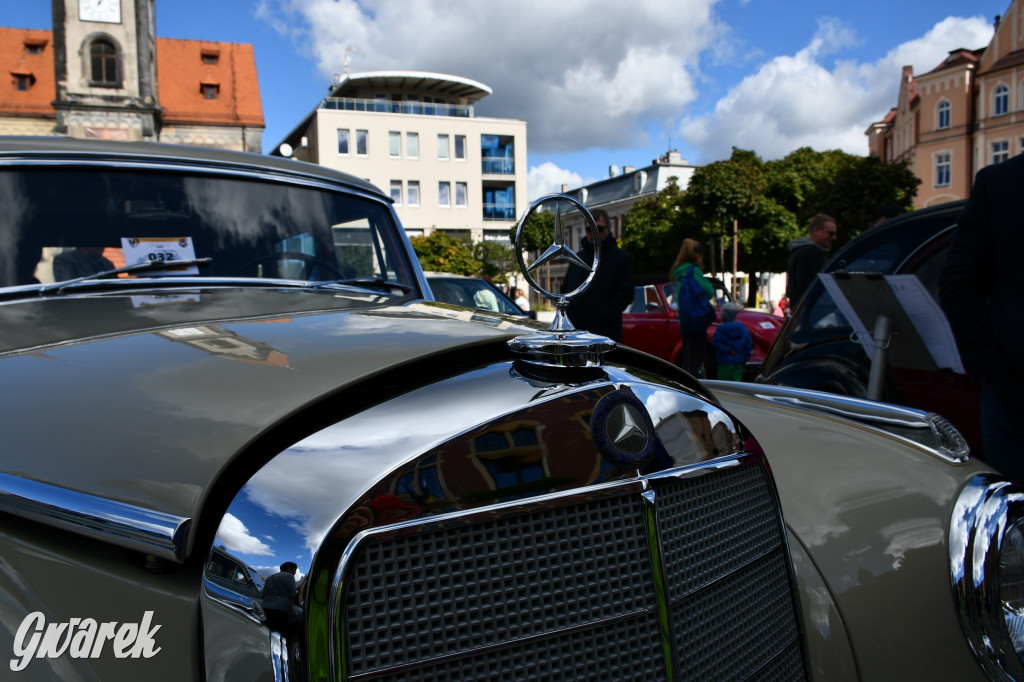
[51,0,160,140]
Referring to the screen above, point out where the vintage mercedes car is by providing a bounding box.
[0,137,1016,682]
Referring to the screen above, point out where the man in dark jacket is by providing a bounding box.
[785,214,837,307]
[940,154,1024,481]
[560,209,634,341]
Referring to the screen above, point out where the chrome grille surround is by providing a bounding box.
[332,453,808,681]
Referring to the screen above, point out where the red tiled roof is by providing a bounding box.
[983,48,1024,75]
[0,28,56,119]
[925,48,983,76]
[0,28,263,128]
[156,38,263,127]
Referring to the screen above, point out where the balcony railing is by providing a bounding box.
[483,203,516,221]
[320,97,472,118]
[482,157,515,175]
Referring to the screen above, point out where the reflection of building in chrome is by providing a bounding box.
[383,390,614,510]
[655,409,735,466]
[157,324,289,367]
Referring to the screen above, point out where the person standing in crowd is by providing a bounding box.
[560,209,634,342]
[670,238,714,376]
[939,153,1024,482]
[785,214,837,307]
[261,561,299,634]
[711,302,753,381]
[514,288,530,312]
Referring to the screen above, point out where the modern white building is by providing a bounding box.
[274,71,527,242]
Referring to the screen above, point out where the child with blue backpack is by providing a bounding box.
[711,302,753,381]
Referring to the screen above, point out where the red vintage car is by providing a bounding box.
[623,278,784,379]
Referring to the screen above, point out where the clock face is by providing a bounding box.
[79,0,121,24]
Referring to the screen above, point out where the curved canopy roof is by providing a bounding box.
[330,71,492,103]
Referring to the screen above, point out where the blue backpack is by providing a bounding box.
[677,266,716,332]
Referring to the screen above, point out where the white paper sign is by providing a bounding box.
[121,237,199,276]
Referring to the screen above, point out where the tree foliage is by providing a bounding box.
[473,239,515,282]
[409,232,480,275]
[621,146,920,280]
[621,176,691,275]
[510,209,556,254]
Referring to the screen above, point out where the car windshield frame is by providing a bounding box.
[0,162,423,300]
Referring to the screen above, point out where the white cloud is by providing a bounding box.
[259,0,723,153]
[527,162,593,201]
[215,513,275,556]
[679,15,993,161]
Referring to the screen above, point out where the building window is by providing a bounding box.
[454,135,466,160]
[993,140,1010,164]
[14,74,33,91]
[995,85,1010,116]
[356,129,368,156]
[935,152,951,187]
[201,84,219,99]
[201,52,219,65]
[390,180,402,206]
[437,134,449,160]
[407,181,420,206]
[337,129,350,155]
[406,132,419,158]
[89,38,118,85]
[936,101,950,130]
[24,43,44,55]
[438,181,451,207]
[388,131,401,158]
[455,182,467,207]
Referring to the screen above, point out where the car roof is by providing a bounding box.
[0,136,387,199]
[824,200,964,273]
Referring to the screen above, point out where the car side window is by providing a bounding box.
[663,283,678,312]
[629,285,663,313]
[837,241,900,273]
[906,244,948,303]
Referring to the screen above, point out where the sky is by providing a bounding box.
[3,1,1004,199]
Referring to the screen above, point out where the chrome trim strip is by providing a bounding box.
[0,472,190,563]
[709,381,970,463]
[949,473,1024,681]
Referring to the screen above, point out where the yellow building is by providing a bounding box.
[867,1,1024,207]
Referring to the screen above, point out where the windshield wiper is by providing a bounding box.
[318,276,414,293]
[40,258,213,296]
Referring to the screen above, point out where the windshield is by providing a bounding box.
[0,167,418,293]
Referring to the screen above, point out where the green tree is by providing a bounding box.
[683,149,798,295]
[509,209,555,254]
[409,232,480,275]
[473,240,515,282]
[771,147,919,248]
[621,176,691,276]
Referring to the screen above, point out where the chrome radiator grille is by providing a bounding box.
[340,457,807,681]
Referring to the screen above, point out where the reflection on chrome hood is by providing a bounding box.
[0,293,536,544]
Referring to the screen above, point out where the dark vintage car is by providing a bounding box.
[0,139,1017,682]
[623,277,784,379]
[757,200,982,452]
[424,271,535,318]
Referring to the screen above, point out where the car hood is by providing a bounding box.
[0,287,534,529]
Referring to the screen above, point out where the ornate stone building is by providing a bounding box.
[867,1,1024,208]
[1,0,263,151]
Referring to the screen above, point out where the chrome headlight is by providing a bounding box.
[951,474,1024,680]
